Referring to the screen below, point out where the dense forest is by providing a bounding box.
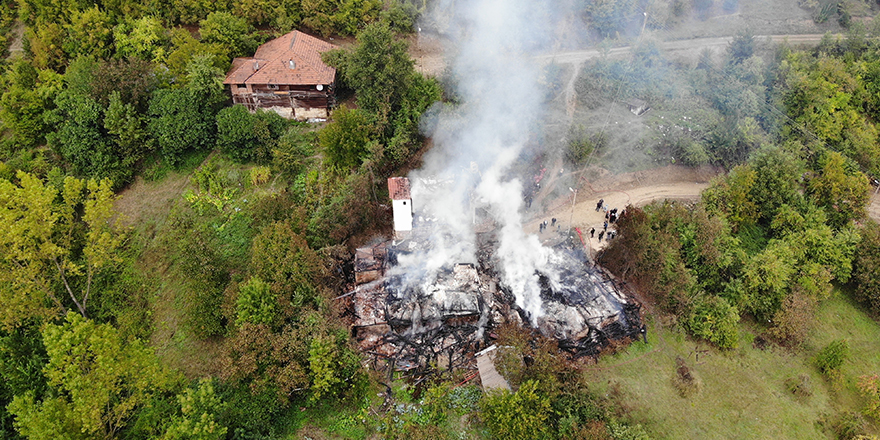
[1,0,880,438]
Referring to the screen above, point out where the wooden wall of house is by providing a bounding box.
[230,84,335,111]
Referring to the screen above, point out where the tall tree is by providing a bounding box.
[148,55,224,164]
[324,22,414,121]
[63,6,113,59]
[163,379,227,440]
[852,220,880,314]
[198,12,257,60]
[8,313,179,439]
[113,16,170,63]
[0,172,124,329]
[806,151,871,229]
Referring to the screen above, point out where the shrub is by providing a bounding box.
[249,166,271,186]
[830,411,866,439]
[175,223,230,338]
[858,374,880,421]
[816,339,849,375]
[479,380,552,440]
[685,296,739,349]
[235,278,277,328]
[767,291,817,347]
[565,125,606,165]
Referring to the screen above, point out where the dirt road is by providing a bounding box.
[416,33,836,77]
[528,165,880,256]
[535,34,834,65]
[869,188,880,222]
[527,165,722,253]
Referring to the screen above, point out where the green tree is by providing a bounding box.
[301,0,382,36]
[702,164,759,230]
[852,220,880,314]
[0,325,48,440]
[198,12,257,59]
[87,57,157,111]
[686,296,739,349]
[326,22,412,119]
[7,393,88,440]
[807,151,871,229]
[235,277,277,327]
[250,220,322,306]
[479,380,553,440]
[8,313,179,438]
[726,28,755,65]
[322,21,439,168]
[26,20,67,71]
[216,105,286,162]
[147,54,224,164]
[104,90,151,166]
[114,16,170,63]
[0,59,59,150]
[319,105,374,169]
[771,204,858,282]
[748,145,804,223]
[148,85,217,164]
[741,240,796,320]
[63,6,113,58]
[165,28,227,82]
[583,0,636,38]
[0,172,124,329]
[220,323,310,401]
[46,90,125,181]
[163,379,227,440]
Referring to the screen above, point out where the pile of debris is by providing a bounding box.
[346,177,643,377]
[350,237,642,372]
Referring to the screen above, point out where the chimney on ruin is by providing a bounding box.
[387,177,413,238]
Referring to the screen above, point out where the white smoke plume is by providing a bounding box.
[397,0,565,324]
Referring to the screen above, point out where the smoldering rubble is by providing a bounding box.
[350,229,642,372]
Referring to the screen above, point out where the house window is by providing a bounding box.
[268,84,278,90]
[237,84,246,90]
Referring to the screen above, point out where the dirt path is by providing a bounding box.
[527,165,880,257]
[414,33,836,77]
[526,165,722,253]
[869,188,880,222]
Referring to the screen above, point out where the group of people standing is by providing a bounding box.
[538,217,558,233]
[591,198,621,242]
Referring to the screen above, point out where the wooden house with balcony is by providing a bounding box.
[223,30,338,120]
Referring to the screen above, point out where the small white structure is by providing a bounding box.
[388,177,413,237]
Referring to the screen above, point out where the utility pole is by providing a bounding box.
[567,187,578,235]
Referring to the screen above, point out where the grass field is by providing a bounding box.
[583,292,880,439]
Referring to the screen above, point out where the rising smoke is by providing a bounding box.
[395,0,566,324]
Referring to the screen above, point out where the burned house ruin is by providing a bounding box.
[349,177,642,373]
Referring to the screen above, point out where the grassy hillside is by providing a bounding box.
[584,293,880,439]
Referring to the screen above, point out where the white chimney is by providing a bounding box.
[387,177,413,234]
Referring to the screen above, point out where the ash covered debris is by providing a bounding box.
[352,228,643,369]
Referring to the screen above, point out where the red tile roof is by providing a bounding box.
[388,177,411,200]
[223,30,338,86]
